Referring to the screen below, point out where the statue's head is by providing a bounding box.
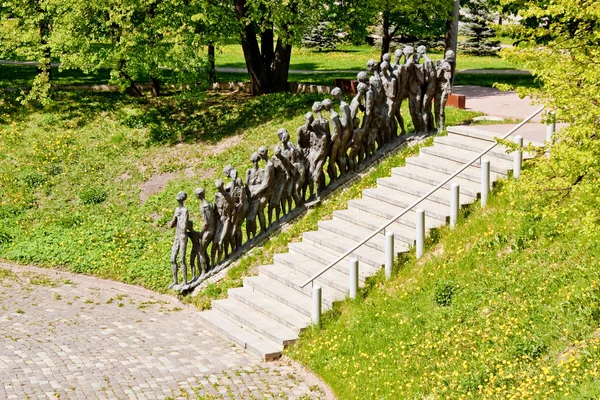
[444,49,456,63]
[417,45,427,56]
[215,179,224,191]
[356,82,368,94]
[357,71,369,83]
[257,146,269,159]
[273,145,282,157]
[366,59,378,72]
[382,53,391,63]
[194,187,205,199]
[229,168,238,180]
[394,48,403,59]
[331,87,342,100]
[223,165,233,177]
[322,98,332,111]
[403,45,414,59]
[304,112,314,124]
[277,127,290,143]
[312,101,323,113]
[250,152,260,164]
[176,191,187,202]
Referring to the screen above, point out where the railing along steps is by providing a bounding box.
[198,125,538,361]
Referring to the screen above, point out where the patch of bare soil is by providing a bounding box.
[139,172,178,203]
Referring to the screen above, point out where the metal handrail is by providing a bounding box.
[300,106,544,288]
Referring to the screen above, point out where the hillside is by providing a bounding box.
[288,152,600,399]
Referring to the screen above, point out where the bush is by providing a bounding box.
[434,280,457,307]
[78,187,107,205]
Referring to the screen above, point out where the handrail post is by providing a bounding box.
[481,159,490,207]
[514,135,523,179]
[312,286,322,327]
[385,232,394,279]
[416,209,425,260]
[450,183,460,229]
[349,258,358,299]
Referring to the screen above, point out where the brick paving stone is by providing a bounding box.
[0,263,333,399]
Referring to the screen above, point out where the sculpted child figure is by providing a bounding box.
[245,152,262,239]
[435,50,455,133]
[212,179,235,265]
[169,191,189,287]
[277,128,301,209]
[322,98,344,181]
[331,87,353,174]
[418,45,437,132]
[392,48,409,135]
[308,102,329,195]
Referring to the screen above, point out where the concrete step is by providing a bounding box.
[392,164,482,198]
[447,125,545,148]
[302,229,387,269]
[332,209,418,245]
[259,263,348,303]
[377,175,477,206]
[347,197,445,231]
[198,310,282,361]
[420,142,512,174]
[228,287,310,332]
[213,299,298,346]
[274,251,364,286]
[362,186,450,222]
[243,275,314,317]
[406,154,505,183]
[288,241,379,276]
[435,135,514,161]
[318,218,410,251]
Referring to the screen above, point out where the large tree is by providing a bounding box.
[232,0,320,95]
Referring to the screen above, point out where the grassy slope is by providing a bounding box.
[288,161,600,399]
[0,90,478,295]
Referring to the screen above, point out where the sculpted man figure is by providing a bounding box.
[308,102,329,194]
[405,45,425,133]
[435,50,455,133]
[224,166,247,251]
[245,152,262,239]
[366,59,387,148]
[169,191,189,287]
[348,82,369,169]
[418,45,437,132]
[194,187,215,274]
[253,146,274,232]
[277,128,300,210]
[331,87,353,174]
[296,112,314,200]
[322,98,344,180]
[392,48,408,135]
[212,179,235,265]
[380,53,397,140]
[269,146,287,225]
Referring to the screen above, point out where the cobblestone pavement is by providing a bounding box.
[0,263,332,399]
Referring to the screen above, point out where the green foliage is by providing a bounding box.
[302,22,338,52]
[460,0,501,56]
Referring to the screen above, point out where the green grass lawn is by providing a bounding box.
[215,43,522,71]
[0,90,479,295]
[288,157,600,398]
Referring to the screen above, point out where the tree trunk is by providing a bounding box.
[380,12,391,60]
[445,0,461,84]
[207,44,216,83]
[235,0,269,95]
[150,76,160,97]
[37,18,52,81]
[272,38,292,92]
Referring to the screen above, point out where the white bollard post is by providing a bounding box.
[312,286,321,327]
[416,208,425,260]
[385,232,394,280]
[450,183,460,230]
[514,135,523,180]
[546,112,555,156]
[349,258,359,299]
[481,159,490,207]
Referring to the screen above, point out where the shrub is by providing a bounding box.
[78,187,107,205]
[434,280,457,307]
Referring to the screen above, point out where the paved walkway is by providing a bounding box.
[0,263,332,399]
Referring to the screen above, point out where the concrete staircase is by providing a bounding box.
[199,125,539,360]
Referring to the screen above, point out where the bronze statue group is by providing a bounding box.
[168,47,456,288]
